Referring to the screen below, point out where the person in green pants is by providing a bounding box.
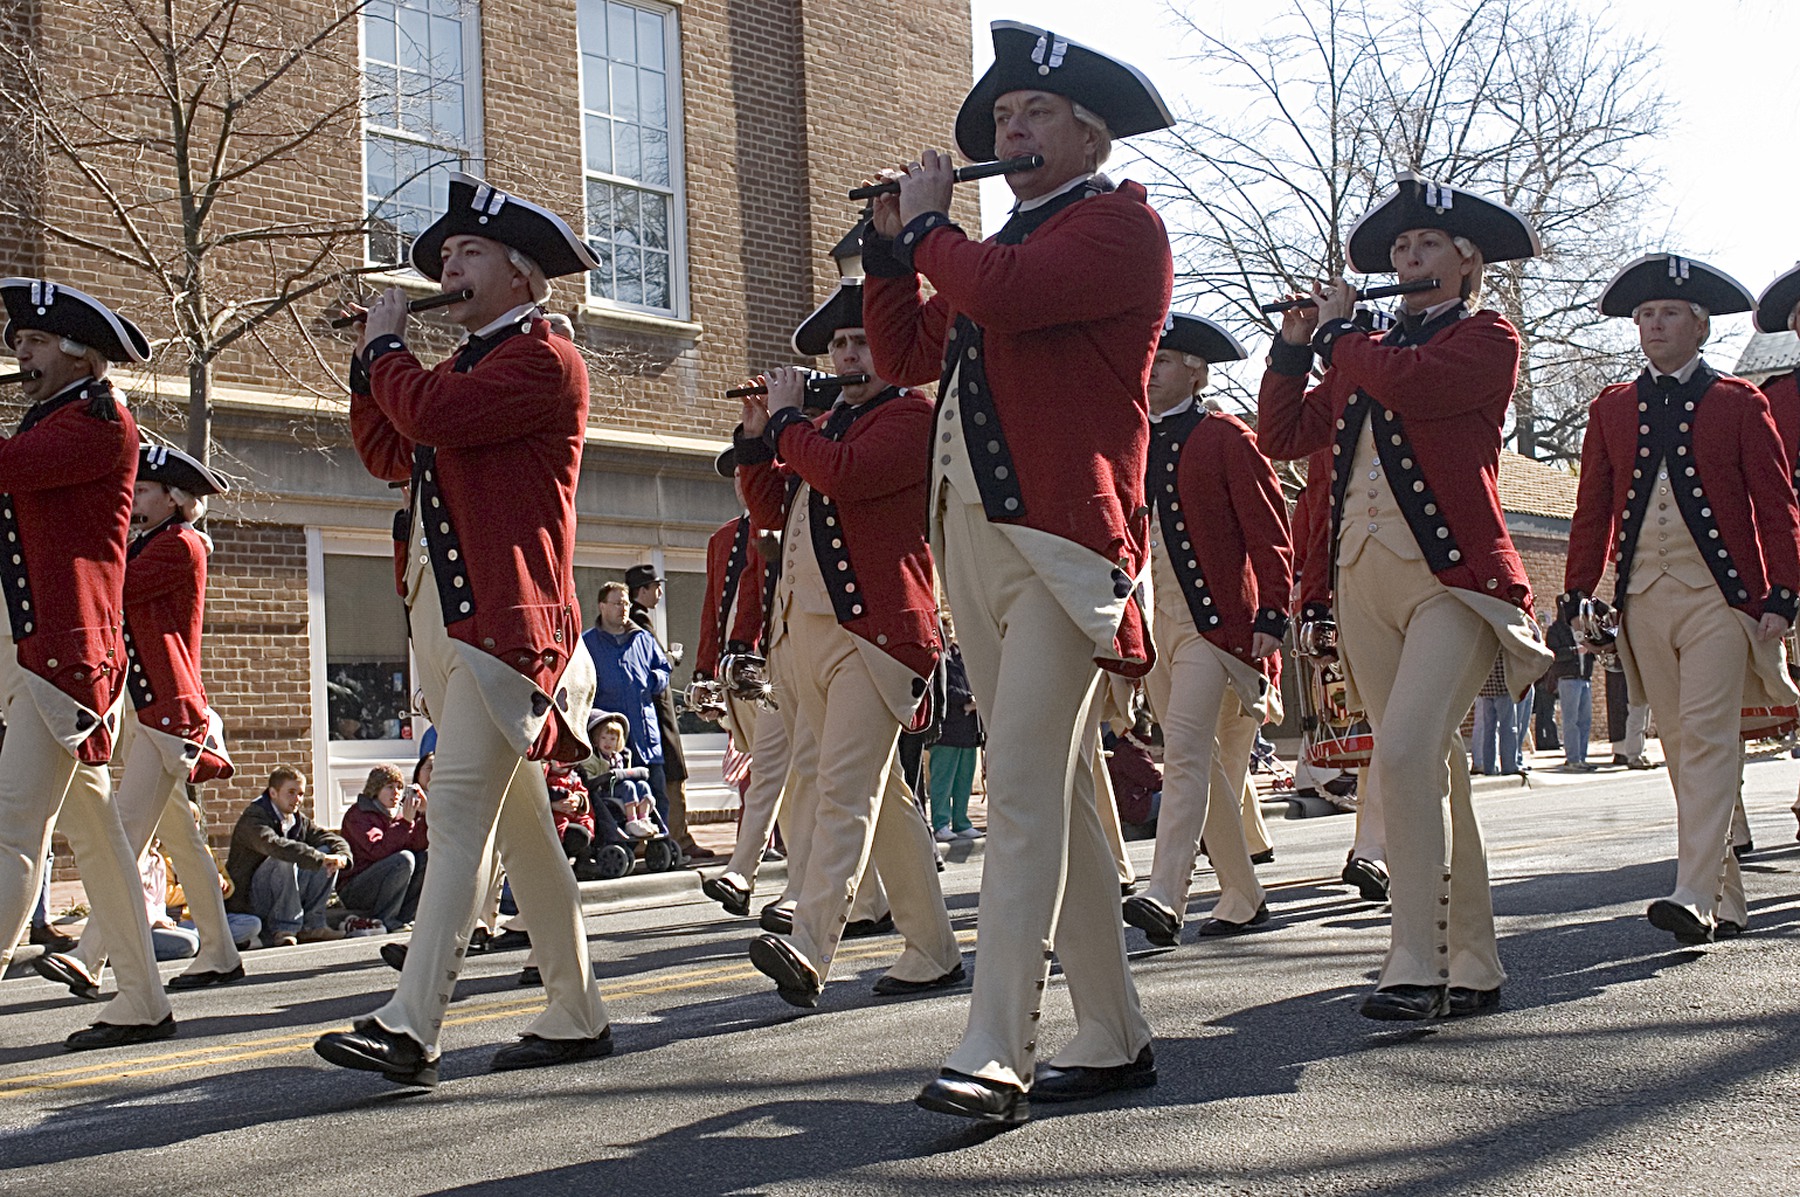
[928,641,984,841]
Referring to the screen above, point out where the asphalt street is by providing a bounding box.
[4,757,1800,1196]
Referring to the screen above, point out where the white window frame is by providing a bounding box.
[359,0,487,269]
[576,0,689,320]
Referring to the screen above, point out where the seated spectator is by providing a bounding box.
[546,762,596,865]
[338,764,430,933]
[589,713,656,837]
[140,842,202,961]
[1106,725,1163,839]
[225,766,351,947]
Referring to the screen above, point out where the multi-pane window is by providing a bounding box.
[578,0,683,314]
[362,0,482,266]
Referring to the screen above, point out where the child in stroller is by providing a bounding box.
[578,713,683,878]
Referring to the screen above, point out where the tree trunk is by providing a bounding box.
[186,353,211,463]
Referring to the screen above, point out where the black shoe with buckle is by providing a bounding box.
[518,965,542,987]
[1715,919,1746,939]
[314,1018,438,1087]
[915,1070,1029,1125]
[1250,848,1275,865]
[748,934,821,1008]
[1196,901,1270,938]
[1359,984,1449,1021]
[1031,1045,1157,1102]
[380,942,408,972]
[758,904,794,935]
[1647,899,1713,945]
[1341,855,1390,903]
[168,963,246,991]
[486,928,531,953]
[843,911,895,939]
[32,952,101,1001]
[1121,895,1180,948]
[872,961,965,997]
[702,874,752,918]
[65,1013,177,1051]
[491,1027,614,1071]
[1446,986,1501,1017]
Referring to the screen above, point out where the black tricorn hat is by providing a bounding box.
[410,172,601,281]
[139,443,228,497]
[1598,253,1754,318]
[1345,173,1541,276]
[955,21,1173,163]
[1,278,152,363]
[1755,262,1800,334]
[1159,312,1247,363]
[792,279,864,357]
[714,445,738,478]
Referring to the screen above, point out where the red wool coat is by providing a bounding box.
[124,517,231,781]
[694,515,767,680]
[1763,372,1800,484]
[1286,448,1335,619]
[1565,371,1800,619]
[349,318,591,762]
[1151,408,1292,672]
[737,391,942,680]
[0,379,137,764]
[1257,311,1535,612]
[862,182,1173,676]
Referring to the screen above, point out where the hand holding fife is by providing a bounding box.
[1313,278,1358,326]
[867,172,906,239]
[740,390,770,438]
[897,149,956,228]
[359,286,411,352]
[1279,290,1321,345]
[763,366,808,415]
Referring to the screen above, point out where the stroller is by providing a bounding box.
[576,734,683,879]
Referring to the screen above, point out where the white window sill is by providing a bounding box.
[574,303,704,341]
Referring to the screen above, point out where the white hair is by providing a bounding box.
[1071,102,1113,170]
[1180,353,1211,395]
[58,336,109,378]
[505,247,551,303]
[1451,236,1485,302]
[167,484,207,524]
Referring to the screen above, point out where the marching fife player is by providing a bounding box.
[315,173,611,1086]
[1565,254,1800,944]
[731,270,963,1008]
[863,22,1174,1123]
[1750,262,1800,844]
[37,445,240,1002]
[0,278,173,1050]
[1125,313,1291,946]
[1258,174,1552,1021]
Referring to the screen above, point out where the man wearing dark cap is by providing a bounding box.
[0,278,173,1049]
[1566,253,1800,945]
[730,252,961,1009]
[862,22,1174,1123]
[317,173,612,1087]
[1125,313,1291,947]
[37,444,241,1001]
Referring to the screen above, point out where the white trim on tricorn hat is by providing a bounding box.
[1,278,152,363]
[1345,172,1541,276]
[139,442,228,496]
[955,21,1173,163]
[410,172,601,281]
[1755,261,1800,334]
[1598,253,1754,318]
[1159,311,1247,364]
[791,278,865,357]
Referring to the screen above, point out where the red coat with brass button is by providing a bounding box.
[124,517,231,781]
[0,379,136,764]
[1286,448,1335,619]
[349,318,590,762]
[1257,311,1536,612]
[1764,372,1800,486]
[694,515,767,680]
[862,183,1171,677]
[736,392,941,680]
[1565,371,1800,619]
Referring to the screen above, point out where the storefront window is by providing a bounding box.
[323,553,414,741]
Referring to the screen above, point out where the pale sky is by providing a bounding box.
[964,0,1800,379]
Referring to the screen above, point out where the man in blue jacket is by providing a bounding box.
[583,581,673,818]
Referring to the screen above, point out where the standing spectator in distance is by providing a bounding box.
[339,763,430,933]
[1547,611,1597,770]
[545,762,596,865]
[586,582,672,821]
[589,713,657,837]
[626,564,715,862]
[1471,656,1517,775]
[928,640,983,842]
[225,767,351,946]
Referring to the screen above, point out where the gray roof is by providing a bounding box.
[1734,329,1800,383]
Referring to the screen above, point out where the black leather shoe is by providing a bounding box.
[29,923,77,953]
[1359,984,1449,1021]
[32,952,101,1001]
[487,928,531,952]
[872,962,966,996]
[1446,986,1501,1017]
[466,926,491,954]
[65,1013,177,1051]
[167,963,245,991]
[915,1070,1028,1125]
[1196,902,1270,938]
[702,874,752,918]
[518,966,543,987]
[758,904,794,935]
[1120,881,1137,897]
[1031,1045,1156,1102]
[1648,899,1712,945]
[1341,856,1390,903]
[1715,919,1747,939]
[843,911,895,939]
[748,934,821,1008]
[491,1027,614,1071]
[314,1018,438,1087]
[1732,840,1754,861]
[381,942,408,971]
[1121,895,1180,948]
[1250,848,1275,865]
